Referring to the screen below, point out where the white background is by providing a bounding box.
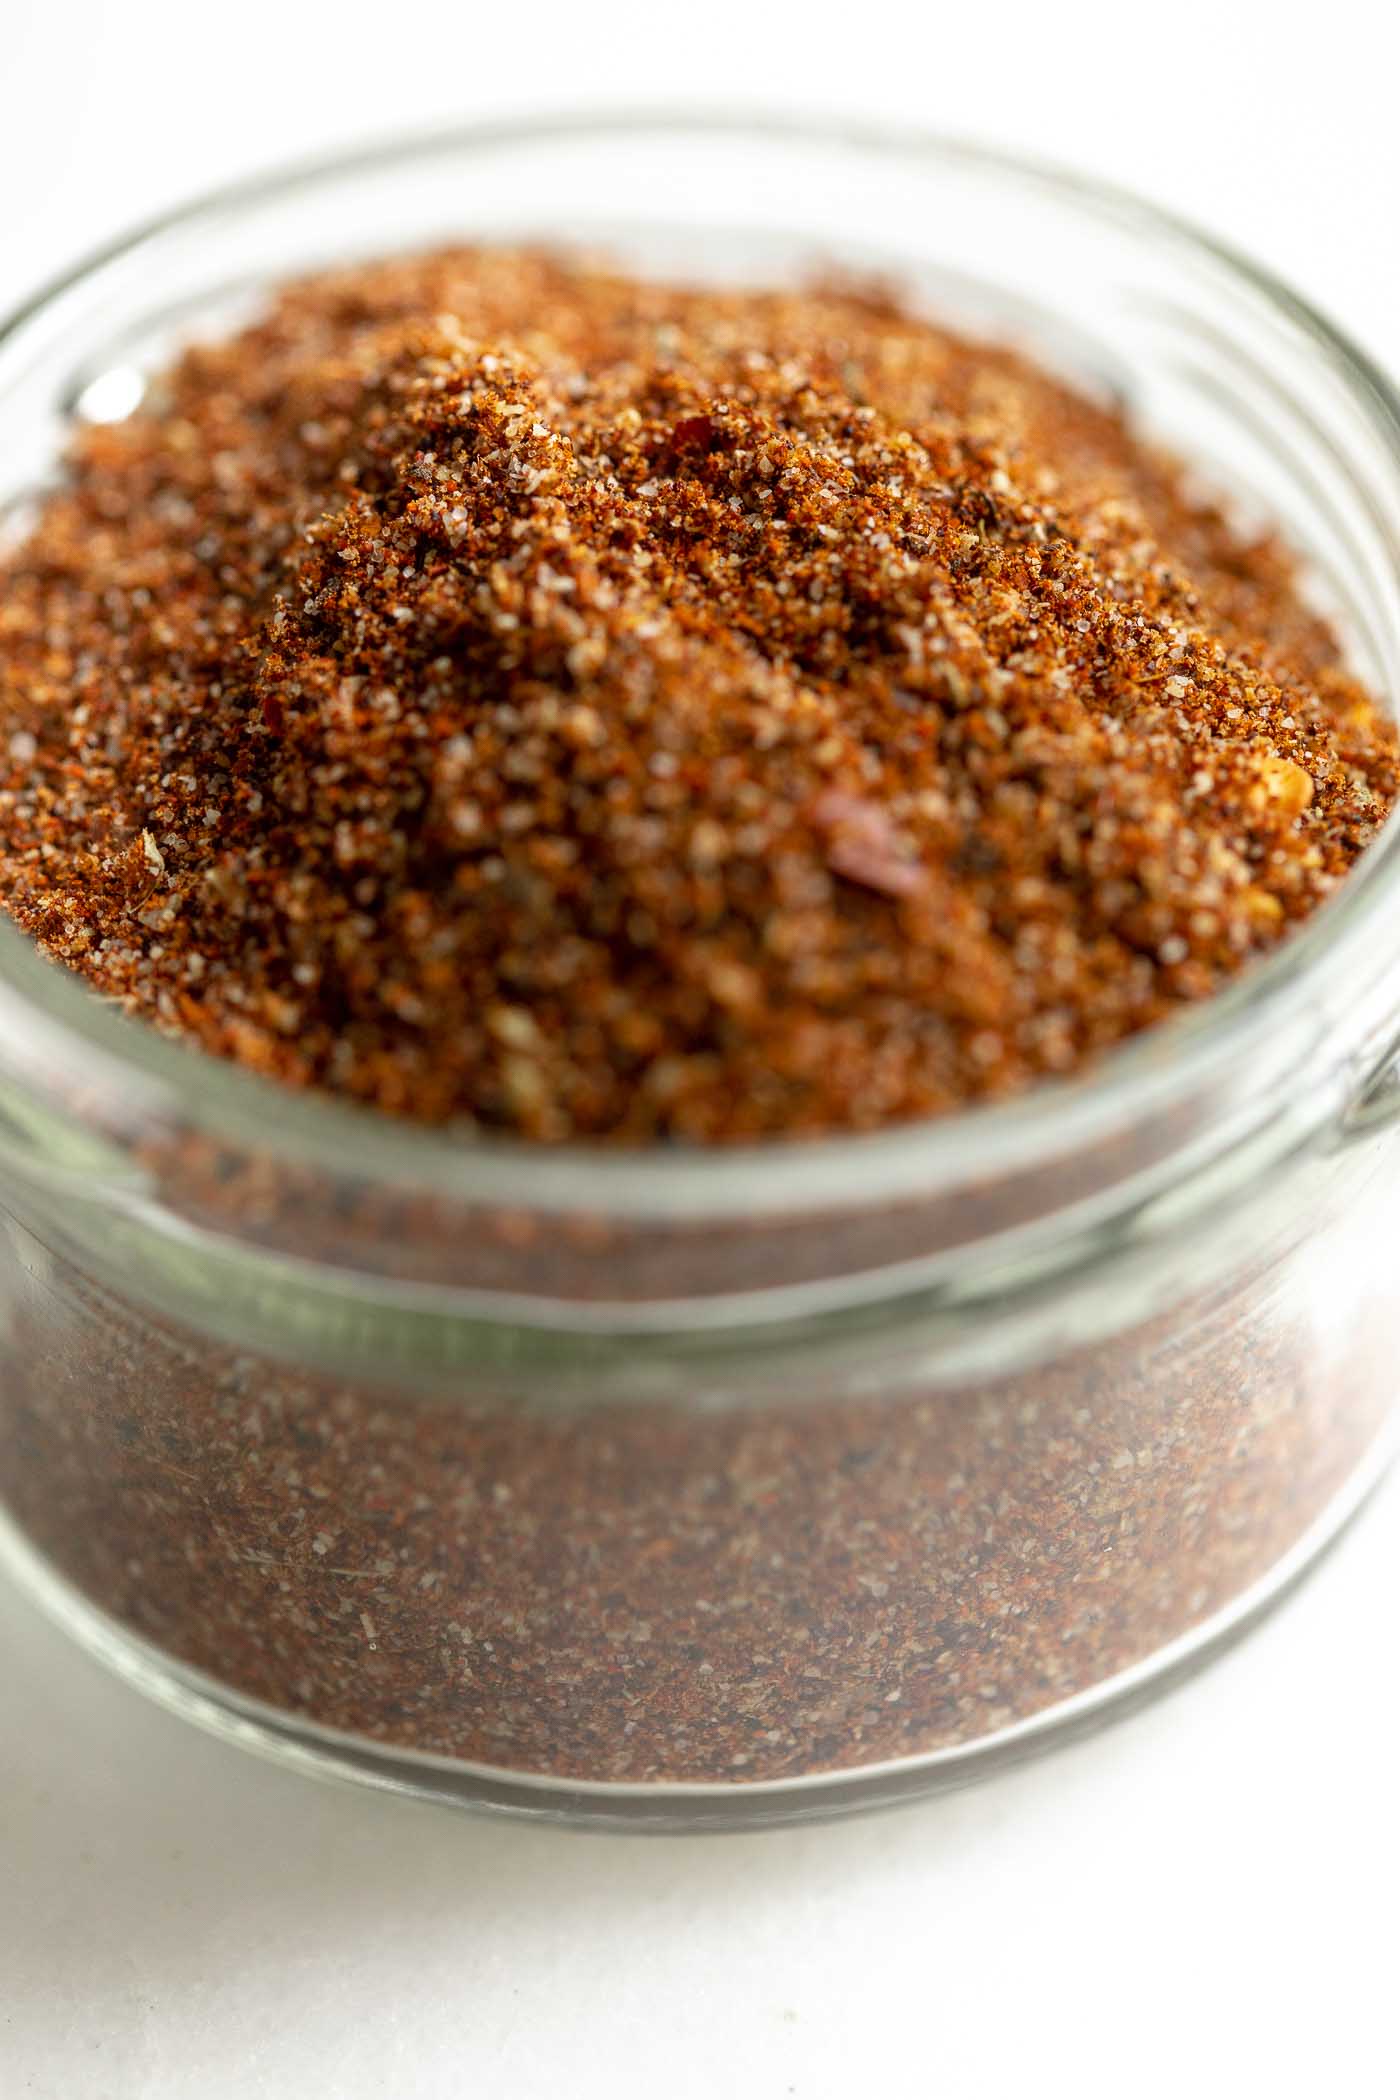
[2,4,1398,2093]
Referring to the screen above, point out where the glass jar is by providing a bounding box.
[1,116,1399,1830]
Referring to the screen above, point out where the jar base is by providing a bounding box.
[1,1427,1393,1832]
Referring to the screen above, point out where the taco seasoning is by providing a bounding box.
[0,248,1393,1133]
[0,246,1395,1807]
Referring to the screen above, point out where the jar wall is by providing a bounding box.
[0,1129,1394,1804]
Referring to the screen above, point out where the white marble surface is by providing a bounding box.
[2,6,1398,2092]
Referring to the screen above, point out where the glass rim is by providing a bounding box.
[2,105,1399,1222]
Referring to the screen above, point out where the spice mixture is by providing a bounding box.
[0,247,1396,1807]
[0,248,1393,1136]
[2,1178,1393,1787]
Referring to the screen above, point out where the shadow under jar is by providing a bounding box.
[1,117,1400,1829]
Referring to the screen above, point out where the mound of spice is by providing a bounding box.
[0,247,1393,1138]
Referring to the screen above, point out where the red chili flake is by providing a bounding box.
[810,790,928,898]
[669,413,714,453]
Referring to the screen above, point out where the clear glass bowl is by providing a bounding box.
[1,115,1399,1830]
